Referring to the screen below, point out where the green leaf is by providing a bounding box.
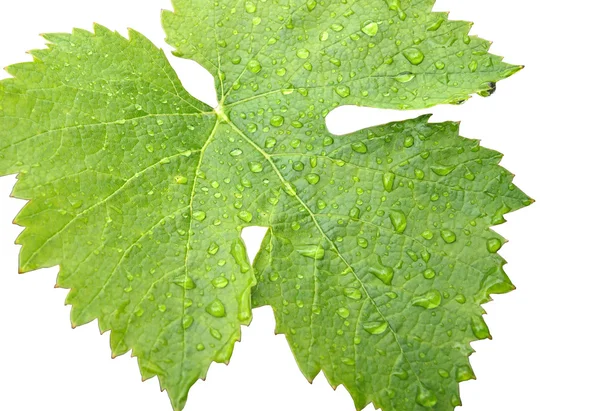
[0,26,256,410]
[251,116,532,410]
[163,0,520,109]
[0,1,530,411]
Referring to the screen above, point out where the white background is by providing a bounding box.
[0,1,598,410]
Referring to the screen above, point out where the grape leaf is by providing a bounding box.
[0,1,530,410]
[251,115,531,410]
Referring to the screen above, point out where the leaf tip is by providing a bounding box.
[92,23,110,35]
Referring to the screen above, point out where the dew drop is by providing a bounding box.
[440,229,457,244]
[394,72,416,83]
[210,328,222,340]
[386,0,401,9]
[361,21,379,36]
[351,142,368,153]
[212,277,229,288]
[296,48,310,59]
[206,299,226,318]
[208,242,220,255]
[382,172,395,192]
[416,385,438,408]
[229,148,243,157]
[264,137,276,147]
[297,245,325,260]
[182,315,194,329]
[247,59,262,73]
[306,173,320,185]
[368,263,394,285]
[249,162,263,173]
[456,364,476,382]
[244,1,257,13]
[193,211,206,222]
[335,85,351,98]
[175,175,188,185]
[231,240,251,273]
[394,370,409,380]
[363,321,387,335]
[270,115,284,127]
[478,81,497,97]
[421,230,434,240]
[486,238,502,253]
[491,204,512,225]
[411,290,442,309]
[471,316,491,339]
[343,287,362,300]
[427,18,444,32]
[237,210,253,223]
[402,47,425,65]
[469,60,479,72]
[431,164,456,176]
[451,394,462,407]
[389,210,407,233]
[423,268,436,279]
[173,275,196,290]
[337,307,350,319]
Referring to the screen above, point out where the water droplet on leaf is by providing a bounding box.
[335,85,351,98]
[412,290,442,309]
[382,172,395,192]
[182,315,194,329]
[361,21,379,36]
[486,238,502,253]
[440,229,457,243]
[173,275,196,290]
[206,299,226,318]
[416,386,438,408]
[247,59,262,73]
[395,72,416,83]
[389,210,407,233]
[297,245,325,260]
[402,48,425,65]
[344,287,362,300]
[351,142,367,153]
[212,277,229,288]
[363,321,387,335]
